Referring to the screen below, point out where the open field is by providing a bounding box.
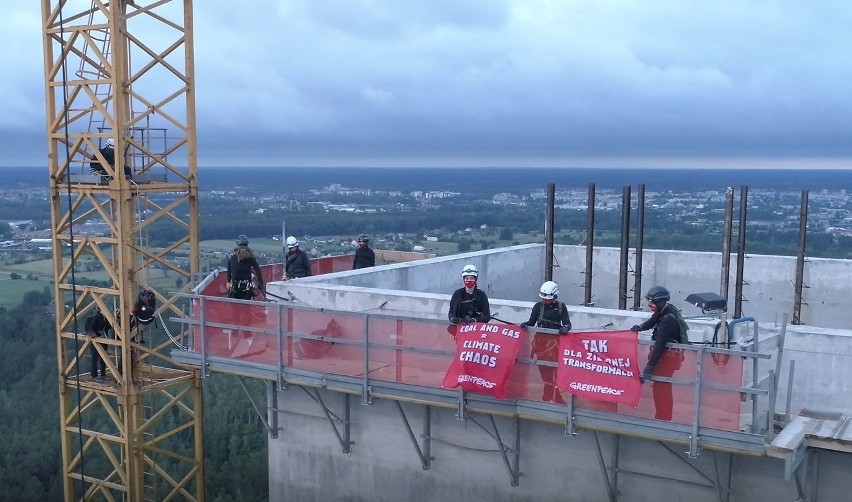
[0,274,51,308]
[0,231,557,308]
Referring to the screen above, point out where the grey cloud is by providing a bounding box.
[6,1,852,167]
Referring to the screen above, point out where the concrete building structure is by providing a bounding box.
[177,244,852,501]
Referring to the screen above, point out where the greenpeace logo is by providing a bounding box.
[568,381,624,396]
[458,374,496,389]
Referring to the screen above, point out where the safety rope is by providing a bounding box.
[157,309,187,350]
[56,3,89,488]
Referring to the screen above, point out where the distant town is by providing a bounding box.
[2,167,851,260]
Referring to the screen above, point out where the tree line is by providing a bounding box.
[139,198,852,259]
[0,290,269,501]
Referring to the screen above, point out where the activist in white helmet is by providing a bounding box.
[460,264,478,279]
[284,236,312,279]
[522,280,572,404]
[447,264,490,325]
[521,281,571,333]
[539,280,559,300]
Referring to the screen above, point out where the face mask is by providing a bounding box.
[463,280,476,289]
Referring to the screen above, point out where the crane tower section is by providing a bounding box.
[41,1,203,500]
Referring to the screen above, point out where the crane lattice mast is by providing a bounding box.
[41,0,203,499]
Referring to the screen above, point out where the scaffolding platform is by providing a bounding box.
[768,408,852,485]
[170,266,789,459]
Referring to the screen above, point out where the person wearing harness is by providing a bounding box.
[630,285,684,420]
[521,281,572,404]
[90,137,132,180]
[448,264,491,324]
[353,234,376,269]
[284,236,312,279]
[90,138,115,179]
[86,307,112,382]
[227,234,264,299]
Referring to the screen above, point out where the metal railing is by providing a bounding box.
[172,292,777,456]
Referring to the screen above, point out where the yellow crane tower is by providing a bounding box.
[41,1,204,500]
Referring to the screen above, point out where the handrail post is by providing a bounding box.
[199,296,208,377]
[277,302,284,389]
[362,315,372,405]
[689,344,704,458]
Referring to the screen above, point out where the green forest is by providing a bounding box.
[0,289,269,502]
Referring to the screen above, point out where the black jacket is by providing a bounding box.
[85,310,111,336]
[90,146,131,177]
[448,288,491,323]
[525,301,571,331]
[353,246,376,269]
[286,249,312,278]
[227,247,263,286]
[638,303,682,373]
[90,146,114,174]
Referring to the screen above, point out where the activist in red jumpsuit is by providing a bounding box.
[630,286,684,421]
[448,264,491,324]
[521,281,571,404]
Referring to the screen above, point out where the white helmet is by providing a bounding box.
[461,264,478,278]
[539,281,559,299]
[286,236,299,248]
[105,138,115,148]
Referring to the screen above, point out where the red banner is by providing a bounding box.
[556,330,642,407]
[442,322,524,399]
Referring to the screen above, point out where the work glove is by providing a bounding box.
[639,364,652,384]
[558,325,570,334]
[463,317,475,324]
[630,325,641,332]
[449,317,460,324]
[519,322,529,330]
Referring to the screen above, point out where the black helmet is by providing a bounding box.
[644,286,670,303]
[357,234,370,243]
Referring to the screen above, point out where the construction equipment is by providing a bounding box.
[41,1,203,499]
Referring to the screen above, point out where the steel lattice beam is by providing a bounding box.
[42,1,203,500]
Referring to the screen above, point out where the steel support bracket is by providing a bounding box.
[565,393,577,437]
[311,388,353,454]
[486,414,521,487]
[395,402,432,470]
[688,433,701,459]
[456,388,466,421]
[784,440,809,482]
[237,376,279,439]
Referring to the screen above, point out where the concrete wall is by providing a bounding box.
[277,244,543,303]
[778,325,852,416]
[275,243,852,329]
[265,244,852,501]
[269,388,852,502]
[268,279,852,416]
[552,246,852,329]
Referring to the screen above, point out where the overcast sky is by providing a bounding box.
[4,1,852,168]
